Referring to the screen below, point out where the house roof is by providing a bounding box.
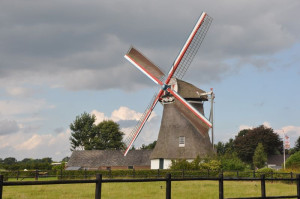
[267,154,290,166]
[67,150,152,169]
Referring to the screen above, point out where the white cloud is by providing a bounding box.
[91,106,159,148]
[0,119,20,135]
[0,130,71,161]
[91,106,157,124]
[5,87,34,98]
[0,0,299,90]
[0,99,54,116]
[239,125,253,131]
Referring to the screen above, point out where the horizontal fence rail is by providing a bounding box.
[1,173,300,199]
[1,169,296,181]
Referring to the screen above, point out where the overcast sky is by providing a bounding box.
[0,0,299,161]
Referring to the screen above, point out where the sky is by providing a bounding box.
[0,0,299,161]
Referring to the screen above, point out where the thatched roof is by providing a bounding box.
[67,150,152,169]
[176,79,208,100]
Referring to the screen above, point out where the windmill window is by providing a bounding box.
[179,136,185,147]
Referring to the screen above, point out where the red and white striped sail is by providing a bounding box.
[123,12,213,156]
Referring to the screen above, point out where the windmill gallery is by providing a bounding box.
[67,12,215,170]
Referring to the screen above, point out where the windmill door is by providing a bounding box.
[159,158,164,169]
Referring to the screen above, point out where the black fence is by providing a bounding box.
[1,169,296,181]
[1,174,300,199]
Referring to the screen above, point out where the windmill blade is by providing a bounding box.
[125,47,165,85]
[123,90,164,156]
[167,88,212,136]
[166,12,213,84]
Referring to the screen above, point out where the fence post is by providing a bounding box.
[236,170,239,178]
[0,175,3,199]
[182,169,184,178]
[271,170,273,179]
[84,168,87,179]
[261,174,266,198]
[17,170,19,181]
[35,169,38,181]
[297,174,300,199]
[219,173,224,199]
[95,174,102,199]
[157,169,160,178]
[109,169,112,178]
[291,172,294,179]
[166,174,171,199]
[253,170,255,178]
[60,166,63,180]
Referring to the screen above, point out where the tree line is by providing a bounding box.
[0,157,69,170]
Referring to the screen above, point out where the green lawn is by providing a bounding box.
[2,180,297,199]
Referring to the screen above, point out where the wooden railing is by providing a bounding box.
[1,174,300,199]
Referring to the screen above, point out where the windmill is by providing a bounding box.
[123,12,214,168]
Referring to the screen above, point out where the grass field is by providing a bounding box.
[2,180,297,199]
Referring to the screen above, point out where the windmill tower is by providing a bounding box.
[123,12,214,169]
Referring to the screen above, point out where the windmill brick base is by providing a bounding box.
[150,80,214,169]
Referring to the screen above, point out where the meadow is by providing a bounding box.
[2,180,297,199]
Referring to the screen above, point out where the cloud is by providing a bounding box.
[0,130,71,161]
[0,119,20,135]
[0,99,54,117]
[0,0,299,91]
[91,107,160,147]
[239,125,253,131]
[5,87,35,98]
[0,106,159,160]
[91,106,157,124]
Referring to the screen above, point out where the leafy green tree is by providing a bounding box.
[69,112,125,150]
[253,143,267,169]
[141,140,157,149]
[70,112,97,150]
[170,159,192,170]
[220,152,246,171]
[234,125,282,163]
[94,120,125,150]
[216,139,235,156]
[290,136,300,154]
[3,157,17,165]
[295,137,300,151]
[286,151,300,169]
[61,157,70,162]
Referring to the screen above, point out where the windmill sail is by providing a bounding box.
[167,88,212,134]
[125,47,165,84]
[167,13,213,82]
[123,91,163,156]
[123,12,213,156]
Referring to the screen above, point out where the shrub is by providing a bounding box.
[286,151,300,169]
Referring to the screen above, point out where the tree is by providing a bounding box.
[62,156,70,162]
[3,157,17,165]
[290,136,300,154]
[69,112,125,150]
[253,143,267,169]
[94,120,125,150]
[215,139,235,156]
[70,112,97,150]
[286,151,300,169]
[234,125,282,163]
[141,140,157,149]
